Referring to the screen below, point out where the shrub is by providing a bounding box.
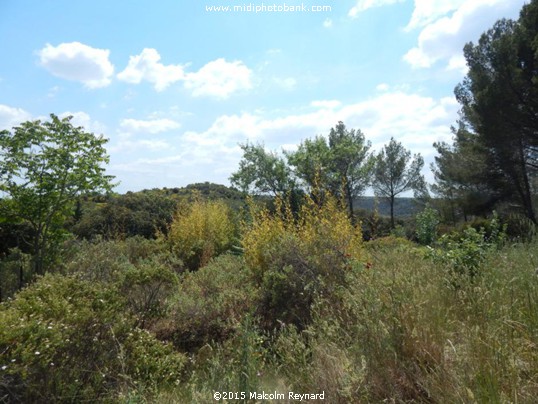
[427,212,506,280]
[0,274,186,402]
[415,204,440,245]
[64,237,181,327]
[166,197,237,271]
[154,254,257,351]
[242,192,363,330]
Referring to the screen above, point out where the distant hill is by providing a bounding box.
[354,196,422,218]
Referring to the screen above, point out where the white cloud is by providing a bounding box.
[109,90,459,191]
[182,90,458,170]
[405,0,466,31]
[323,18,333,28]
[120,118,181,134]
[117,51,253,98]
[403,0,527,70]
[59,111,107,134]
[38,42,114,89]
[447,54,468,74]
[349,0,405,18]
[109,137,171,153]
[0,104,32,130]
[117,48,185,91]
[184,58,253,99]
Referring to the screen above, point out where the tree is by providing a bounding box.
[372,137,426,228]
[450,1,538,224]
[431,124,498,223]
[0,114,115,276]
[286,122,373,220]
[230,142,294,195]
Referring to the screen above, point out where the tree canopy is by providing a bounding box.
[434,1,538,223]
[0,114,115,275]
[372,137,425,228]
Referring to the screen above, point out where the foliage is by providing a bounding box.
[71,190,178,240]
[166,197,237,271]
[372,137,426,228]
[242,190,363,330]
[286,121,374,220]
[431,128,495,222]
[437,1,538,224]
[0,248,32,301]
[64,237,181,327]
[230,142,294,195]
[0,273,185,403]
[169,315,267,403]
[427,212,506,279]
[153,254,258,352]
[0,114,115,276]
[415,204,440,245]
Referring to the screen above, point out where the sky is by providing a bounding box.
[0,0,529,193]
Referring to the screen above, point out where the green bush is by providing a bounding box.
[428,212,506,279]
[64,237,181,327]
[154,254,257,351]
[0,274,186,403]
[415,204,440,245]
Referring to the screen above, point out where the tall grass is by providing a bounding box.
[160,238,538,403]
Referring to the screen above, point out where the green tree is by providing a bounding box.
[372,137,426,228]
[451,1,538,223]
[0,114,115,276]
[230,142,294,195]
[431,124,496,223]
[286,121,373,220]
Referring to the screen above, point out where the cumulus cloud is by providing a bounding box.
[117,50,253,98]
[119,118,181,134]
[403,0,527,69]
[184,58,253,99]
[109,90,459,191]
[117,48,185,92]
[38,42,114,88]
[349,0,405,18]
[405,0,466,31]
[323,18,333,28]
[58,111,109,135]
[0,104,32,130]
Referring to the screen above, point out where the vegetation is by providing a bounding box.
[432,1,538,224]
[0,114,115,276]
[1,2,538,403]
[372,137,426,228]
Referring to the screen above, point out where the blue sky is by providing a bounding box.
[0,0,528,193]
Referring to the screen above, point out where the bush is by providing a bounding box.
[427,212,506,280]
[0,274,186,403]
[154,254,257,351]
[64,237,181,327]
[242,192,364,330]
[166,197,237,271]
[415,204,440,245]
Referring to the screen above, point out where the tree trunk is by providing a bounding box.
[346,183,355,224]
[390,195,395,229]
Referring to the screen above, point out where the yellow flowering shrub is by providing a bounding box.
[167,197,237,270]
[241,191,364,329]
